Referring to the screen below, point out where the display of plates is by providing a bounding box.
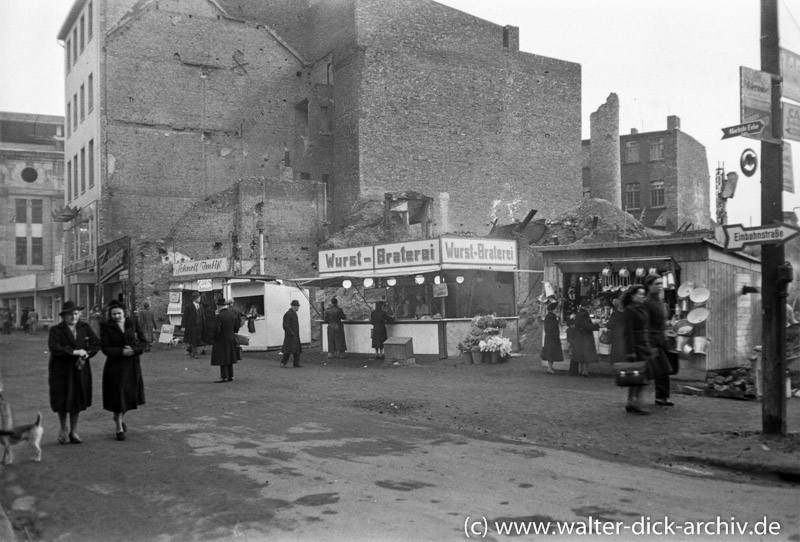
[687,307,709,324]
[677,281,695,298]
[689,287,710,304]
[672,319,694,336]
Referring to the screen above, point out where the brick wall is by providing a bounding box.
[676,131,711,230]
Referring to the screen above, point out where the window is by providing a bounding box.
[16,238,27,265]
[88,73,93,112]
[649,137,664,161]
[80,84,85,122]
[625,141,639,163]
[67,159,72,201]
[15,199,27,223]
[88,140,94,187]
[88,2,93,41]
[32,238,43,266]
[80,147,86,193]
[65,39,71,73]
[73,94,78,132]
[31,200,43,224]
[300,172,311,180]
[651,181,665,208]
[78,218,92,259]
[320,106,331,133]
[73,156,79,199]
[80,15,85,52]
[66,103,71,137]
[72,28,78,65]
[625,182,641,209]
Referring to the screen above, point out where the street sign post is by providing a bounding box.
[722,221,800,251]
[740,66,774,140]
[721,120,765,139]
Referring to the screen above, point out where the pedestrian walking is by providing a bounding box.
[212,298,239,382]
[136,301,157,348]
[571,298,599,377]
[605,294,627,365]
[201,300,216,355]
[622,285,652,414]
[280,300,302,367]
[370,301,394,360]
[26,308,39,335]
[643,274,674,406]
[100,301,146,441]
[0,307,10,335]
[541,302,563,374]
[182,292,205,358]
[21,307,30,334]
[47,300,101,444]
[226,299,244,361]
[324,297,347,358]
[89,305,104,338]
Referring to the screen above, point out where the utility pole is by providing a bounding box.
[761,0,787,435]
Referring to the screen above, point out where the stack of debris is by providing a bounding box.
[680,367,757,400]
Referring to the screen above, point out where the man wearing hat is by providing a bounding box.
[225,298,243,360]
[182,292,205,358]
[644,274,674,406]
[211,298,238,382]
[280,300,302,368]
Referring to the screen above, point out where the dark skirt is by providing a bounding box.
[102,357,145,413]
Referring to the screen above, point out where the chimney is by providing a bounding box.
[630,128,638,134]
[667,115,681,131]
[589,93,622,208]
[503,26,519,52]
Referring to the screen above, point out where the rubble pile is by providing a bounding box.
[680,367,758,400]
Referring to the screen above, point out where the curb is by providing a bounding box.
[0,504,16,542]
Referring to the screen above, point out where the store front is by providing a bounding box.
[0,274,63,330]
[299,237,521,358]
[167,257,230,328]
[98,236,131,311]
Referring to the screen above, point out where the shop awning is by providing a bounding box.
[554,256,679,274]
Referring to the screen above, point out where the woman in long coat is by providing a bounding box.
[48,300,101,444]
[622,284,652,413]
[101,301,146,441]
[605,295,628,365]
[324,298,347,358]
[571,299,599,376]
[370,301,394,360]
[211,299,239,382]
[541,302,563,374]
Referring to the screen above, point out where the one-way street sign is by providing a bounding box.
[721,120,766,139]
[722,221,800,251]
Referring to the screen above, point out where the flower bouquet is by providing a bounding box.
[479,335,513,362]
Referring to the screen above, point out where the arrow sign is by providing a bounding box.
[721,120,765,139]
[722,221,800,251]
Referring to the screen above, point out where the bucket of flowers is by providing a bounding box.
[479,335,513,363]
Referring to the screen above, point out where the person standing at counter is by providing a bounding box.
[280,300,302,368]
[414,293,430,319]
[324,297,347,359]
[571,298,599,377]
[605,294,627,365]
[370,301,394,360]
[541,302,563,374]
[182,292,205,358]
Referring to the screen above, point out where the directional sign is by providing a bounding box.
[721,120,765,139]
[722,222,800,251]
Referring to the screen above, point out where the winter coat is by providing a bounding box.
[541,312,564,362]
[370,308,394,348]
[570,308,599,364]
[282,308,302,354]
[211,307,239,366]
[100,319,146,413]
[623,303,654,378]
[605,309,628,365]
[324,305,347,353]
[202,303,216,346]
[182,302,205,347]
[48,320,101,413]
[136,308,157,344]
[643,297,672,378]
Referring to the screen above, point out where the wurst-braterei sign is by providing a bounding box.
[172,258,229,277]
[317,237,518,276]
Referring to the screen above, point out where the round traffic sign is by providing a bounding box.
[740,148,758,177]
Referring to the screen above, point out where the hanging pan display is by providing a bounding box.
[687,307,709,325]
[689,287,710,304]
[677,281,695,299]
[672,319,694,336]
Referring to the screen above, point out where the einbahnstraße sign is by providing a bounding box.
[722,222,800,251]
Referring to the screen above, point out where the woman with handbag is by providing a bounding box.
[621,285,652,413]
[541,302,563,374]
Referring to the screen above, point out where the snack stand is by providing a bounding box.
[297,237,522,358]
[537,234,761,379]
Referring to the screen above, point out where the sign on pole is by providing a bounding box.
[722,222,800,251]
[784,142,795,194]
[721,120,765,139]
[782,102,800,143]
[780,48,800,103]
[740,66,773,141]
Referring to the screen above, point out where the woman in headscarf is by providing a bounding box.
[323,297,347,359]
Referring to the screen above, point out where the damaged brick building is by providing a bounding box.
[57,0,582,314]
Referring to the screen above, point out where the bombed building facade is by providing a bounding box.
[57,0,582,314]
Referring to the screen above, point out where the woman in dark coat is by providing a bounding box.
[101,301,146,441]
[605,294,628,365]
[324,297,347,358]
[622,284,652,413]
[370,301,394,360]
[211,298,239,382]
[541,302,563,374]
[571,299,599,377]
[48,300,101,444]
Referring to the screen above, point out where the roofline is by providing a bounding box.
[57,0,89,41]
[0,111,64,123]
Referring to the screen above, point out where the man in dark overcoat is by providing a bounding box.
[211,298,238,382]
[182,292,205,358]
[643,274,674,406]
[280,300,302,368]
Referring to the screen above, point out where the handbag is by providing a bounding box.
[234,333,250,346]
[598,330,611,344]
[614,360,647,387]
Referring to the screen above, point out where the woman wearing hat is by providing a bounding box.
[571,298,599,377]
[541,302,563,374]
[47,301,101,444]
[100,300,147,440]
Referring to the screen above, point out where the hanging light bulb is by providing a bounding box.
[414,275,425,285]
[386,278,397,286]
[363,278,374,288]
[455,276,464,284]
[342,279,352,289]
[434,276,442,284]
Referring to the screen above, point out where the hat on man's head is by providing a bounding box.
[191,292,201,299]
[644,274,662,288]
[216,298,227,306]
[226,298,235,305]
[60,300,85,315]
[330,297,338,305]
[291,300,300,307]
